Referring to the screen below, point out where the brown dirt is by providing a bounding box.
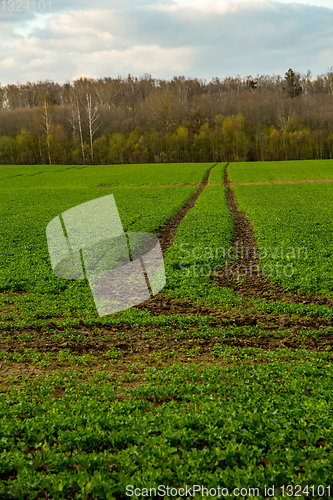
[156,164,217,254]
[96,183,199,188]
[231,178,333,185]
[1,318,333,391]
[1,162,333,388]
[212,164,333,307]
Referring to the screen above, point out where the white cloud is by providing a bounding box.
[0,0,332,85]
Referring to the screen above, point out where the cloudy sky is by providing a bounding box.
[0,0,332,85]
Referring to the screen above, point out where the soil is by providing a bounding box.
[156,163,217,254]
[96,183,198,188]
[212,164,333,307]
[231,178,333,185]
[1,163,333,388]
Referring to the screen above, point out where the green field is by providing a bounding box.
[163,183,235,306]
[233,182,333,296]
[207,162,225,184]
[228,160,333,183]
[0,160,333,499]
[0,185,201,294]
[0,163,211,190]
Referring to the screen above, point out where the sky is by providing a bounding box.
[0,0,332,86]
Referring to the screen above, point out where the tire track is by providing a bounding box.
[156,163,218,254]
[211,163,333,306]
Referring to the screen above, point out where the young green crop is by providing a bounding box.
[163,184,238,308]
[232,182,333,296]
[0,162,213,189]
[208,162,225,183]
[228,159,333,183]
[0,160,215,323]
[0,185,197,294]
[1,361,333,497]
[1,160,333,498]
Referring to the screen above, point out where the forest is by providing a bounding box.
[0,68,333,164]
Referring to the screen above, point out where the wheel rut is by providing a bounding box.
[211,164,332,307]
[156,163,217,254]
[2,162,331,326]
[1,162,333,388]
[137,162,333,320]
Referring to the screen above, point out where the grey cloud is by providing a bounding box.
[0,0,332,85]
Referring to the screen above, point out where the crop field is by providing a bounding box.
[232,183,333,296]
[228,160,333,183]
[0,160,333,499]
[0,163,212,189]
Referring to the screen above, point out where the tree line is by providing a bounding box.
[0,68,333,165]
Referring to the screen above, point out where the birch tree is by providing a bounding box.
[66,88,86,164]
[34,91,54,164]
[85,93,101,164]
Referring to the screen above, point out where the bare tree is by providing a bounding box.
[76,101,85,164]
[34,91,54,164]
[85,93,101,164]
[324,66,333,94]
[65,94,85,164]
[67,98,77,138]
[148,89,178,134]
[66,87,85,164]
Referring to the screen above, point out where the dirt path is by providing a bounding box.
[97,178,333,189]
[96,183,198,188]
[136,162,333,317]
[156,164,217,254]
[135,163,219,316]
[231,178,333,185]
[1,163,333,387]
[211,164,332,306]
